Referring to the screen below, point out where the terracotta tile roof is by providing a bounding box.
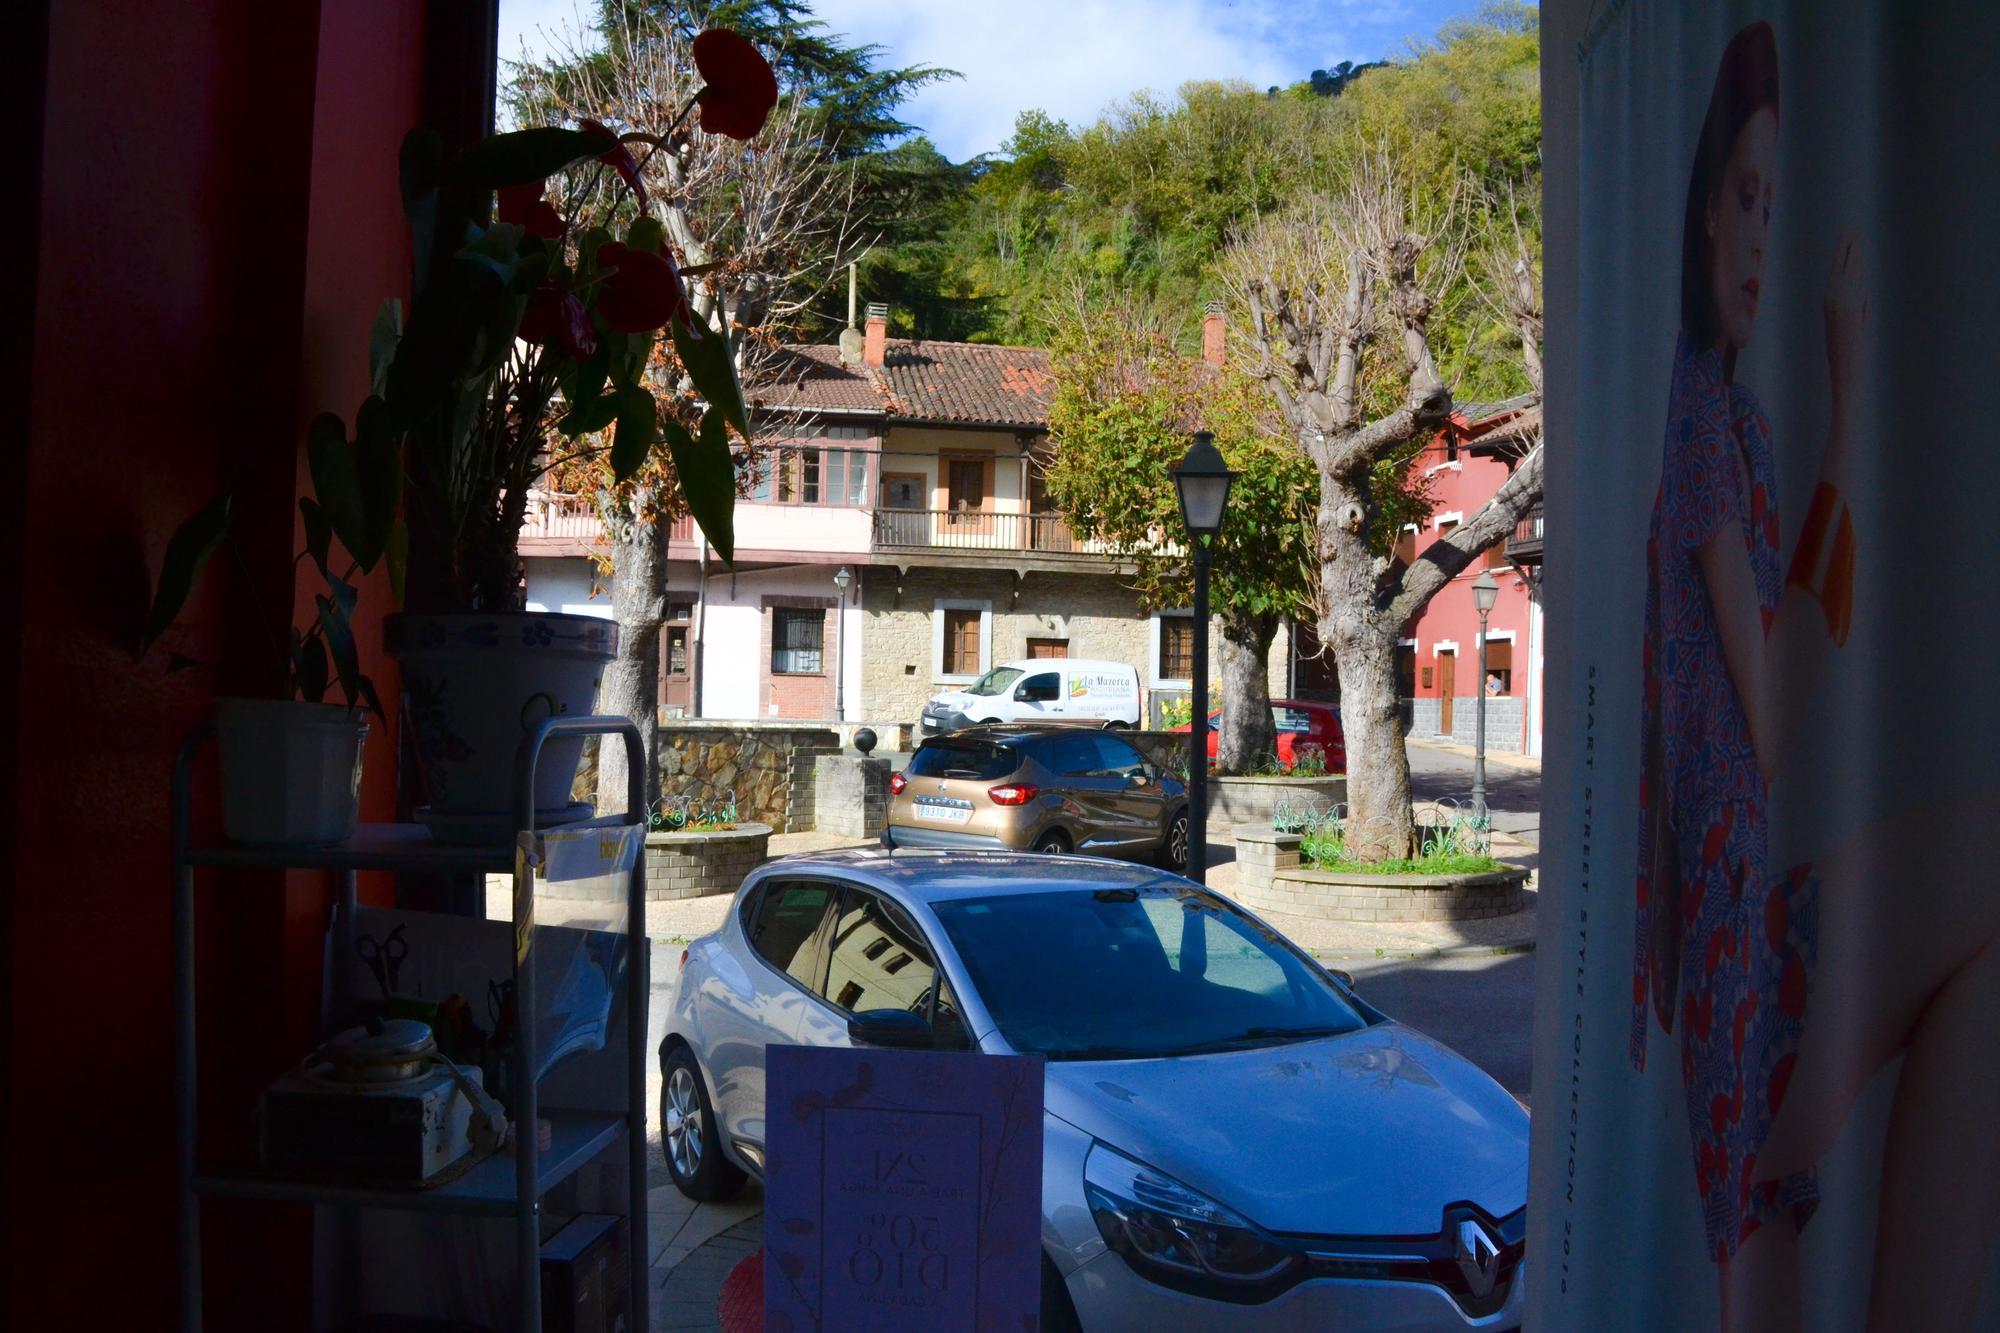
[751,340,1053,430]
[751,344,883,416]
[874,340,1052,428]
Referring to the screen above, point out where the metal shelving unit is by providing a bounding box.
[173,716,651,1333]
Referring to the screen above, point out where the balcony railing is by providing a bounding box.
[520,491,694,546]
[1505,503,1544,564]
[871,508,1107,555]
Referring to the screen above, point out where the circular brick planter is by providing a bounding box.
[1207,775,1346,828]
[1232,826,1527,923]
[536,823,772,903]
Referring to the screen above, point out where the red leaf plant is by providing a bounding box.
[579,118,649,211]
[496,181,565,240]
[593,242,689,333]
[691,29,779,140]
[518,283,597,359]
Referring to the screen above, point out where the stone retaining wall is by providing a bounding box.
[1233,826,1526,922]
[658,724,839,833]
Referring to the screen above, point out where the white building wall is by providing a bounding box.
[840,570,866,721]
[523,557,613,619]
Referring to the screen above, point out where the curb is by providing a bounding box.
[1313,939,1537,963]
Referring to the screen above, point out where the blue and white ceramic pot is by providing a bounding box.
[385,612,618,840]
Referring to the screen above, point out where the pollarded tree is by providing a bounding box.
[1041,298,1317,771]
[515,10,864,809]
[1222,154,1542,860]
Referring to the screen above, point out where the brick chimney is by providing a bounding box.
[864,302,889,368]
[1201,300,1225,368]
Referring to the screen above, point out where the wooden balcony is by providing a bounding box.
[1505,503,1544,566]
[870,508,1125,572]
[518,491,693,556]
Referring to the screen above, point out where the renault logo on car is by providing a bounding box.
[1454,1218,1501,1299]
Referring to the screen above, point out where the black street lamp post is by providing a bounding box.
[1471,569,1498,827]
[1174,432,1236,884]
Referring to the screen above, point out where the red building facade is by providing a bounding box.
[1397,400,1545,756]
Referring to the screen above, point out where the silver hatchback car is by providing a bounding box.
[660,851,1528,1330]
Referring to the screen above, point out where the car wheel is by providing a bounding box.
[1033,829,1070,855]
[1157,808,1190,872]
[662,1045,745,1202]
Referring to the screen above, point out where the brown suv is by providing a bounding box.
[882,725,1190,870]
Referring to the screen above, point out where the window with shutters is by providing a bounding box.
[771,608,824,675]
[942,609,981,676]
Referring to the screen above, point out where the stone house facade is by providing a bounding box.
[520,303,1313,730]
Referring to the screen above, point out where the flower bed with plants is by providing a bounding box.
[1232,800,1527,923]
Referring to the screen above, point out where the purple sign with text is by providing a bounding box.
[764,1046,1044,1331]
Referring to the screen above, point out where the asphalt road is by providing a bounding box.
[1407,743,1541,849]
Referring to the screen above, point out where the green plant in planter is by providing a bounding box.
[139,486,392,720]
[355,28,780,614]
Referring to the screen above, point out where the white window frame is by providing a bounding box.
[932,599,992,684]
[1149,610,1196,688]
[1433,638,1460,657]
[1432,510,1465,529]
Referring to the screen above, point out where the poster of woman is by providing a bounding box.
[1534,2,2000,1328]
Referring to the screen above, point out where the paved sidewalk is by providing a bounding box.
[1407,736,1542,773]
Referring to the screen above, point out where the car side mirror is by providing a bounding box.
[847,1009,935,1049]
[1328,968,1355,989]
[1125,771,1149,786]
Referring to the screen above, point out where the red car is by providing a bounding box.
[1171,698,1346,771]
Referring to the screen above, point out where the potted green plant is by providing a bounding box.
[355,29,776,839]
[142,476,394,847]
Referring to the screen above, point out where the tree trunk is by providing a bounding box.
[1216,609,1279,772]
[1317,466,1416,861]
[1327,627,1414,860]
[595,486,669,817]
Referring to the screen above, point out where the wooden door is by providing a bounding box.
[944,457,989,537]
[1438,650,1456,734]
[661,602,694,714]
[1026,638,1068,659]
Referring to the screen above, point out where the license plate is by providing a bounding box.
[915,800,971,824]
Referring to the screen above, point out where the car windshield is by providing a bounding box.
[964,667,1024,697]
[906,739,1019,781]
[931,885,1368,1060]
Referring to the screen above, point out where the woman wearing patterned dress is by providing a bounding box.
[1631,21,1850,1329]
[1634,21,2000,1330]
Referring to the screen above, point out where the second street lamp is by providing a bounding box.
[1471,569,1499,827]
[1173,431,1236,885]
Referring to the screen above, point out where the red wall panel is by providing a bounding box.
[11,2,426,1325]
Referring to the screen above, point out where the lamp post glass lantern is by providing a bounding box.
[1173,432,1236,884]
[832,566,852,724]
[1470,570,1498,827]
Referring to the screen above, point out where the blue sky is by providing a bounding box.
[498,0,1493,161]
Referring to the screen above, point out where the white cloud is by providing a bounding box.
[808,0,1300,158]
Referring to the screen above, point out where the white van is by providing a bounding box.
[919,659,1142,736]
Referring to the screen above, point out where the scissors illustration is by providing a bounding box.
[356,924,408,1002]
